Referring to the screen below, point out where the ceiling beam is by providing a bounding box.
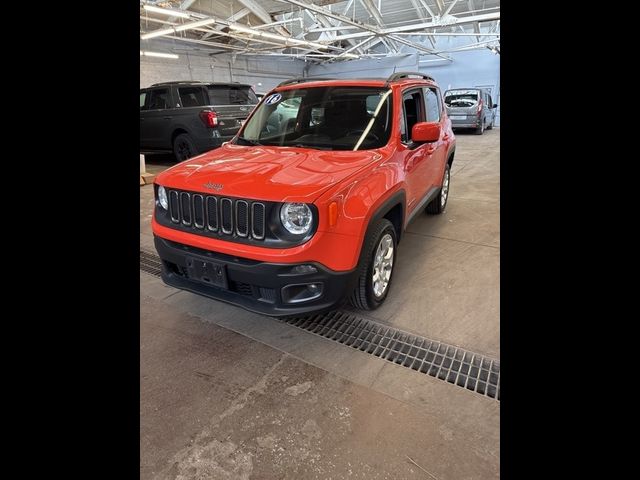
[468,1,480,41]
[237,0,290,36]
[408,0,436,47]
[200,8,251,40]
[358,0,399,53]
[329,11,500,41]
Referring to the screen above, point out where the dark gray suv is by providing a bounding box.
[140,81,258,161]
[443,88,498,135]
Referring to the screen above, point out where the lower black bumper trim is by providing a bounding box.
[154,236,357,316]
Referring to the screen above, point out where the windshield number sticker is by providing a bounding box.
[264,93,282,105]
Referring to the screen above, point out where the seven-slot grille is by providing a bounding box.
[167,189,266,240]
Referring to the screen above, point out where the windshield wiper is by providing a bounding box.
[235,137,263,146]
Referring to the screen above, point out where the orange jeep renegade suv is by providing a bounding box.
[152,72,456,316]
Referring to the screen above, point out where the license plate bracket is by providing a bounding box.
[186,257,228,289]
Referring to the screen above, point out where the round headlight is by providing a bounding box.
[158,185,168,210]
[280,203,313,235]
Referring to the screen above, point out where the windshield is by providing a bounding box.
[207,85,258,105]
[235,86,392,150]
[444,90,479,107]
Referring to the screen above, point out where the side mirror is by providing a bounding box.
[493,104,498,108]
[411,122,441,143]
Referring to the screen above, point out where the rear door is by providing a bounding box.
[206,85,258,137]
[141,87,174,149]
[444,89,479,121]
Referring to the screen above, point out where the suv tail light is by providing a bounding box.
[477,98,483,116]
[199,110,218,128]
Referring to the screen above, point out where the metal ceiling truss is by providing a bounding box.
[139,0,500,63]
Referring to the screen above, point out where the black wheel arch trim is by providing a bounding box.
[356,189,406,267]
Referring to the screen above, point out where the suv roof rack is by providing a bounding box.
[277,77,336,87]
[385,72,435,85]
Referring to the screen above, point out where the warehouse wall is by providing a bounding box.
[307,46,500,126]
[140,42,306,93]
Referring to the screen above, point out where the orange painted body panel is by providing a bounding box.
[152,78,456,272]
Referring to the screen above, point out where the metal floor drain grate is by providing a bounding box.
[139,249,499,400]
[282,311,500,401]
[140,249,162,277]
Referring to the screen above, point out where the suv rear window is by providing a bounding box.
[444,90,479,108]
[207,85,258,105]
[178,87,207,107]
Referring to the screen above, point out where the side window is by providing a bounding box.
[401,90,424,143]
[423,88,440,122]
[140,91,147,110]
[178,87,207,108]
[147,88,170,110]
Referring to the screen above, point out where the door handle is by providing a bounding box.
[163,116,172,120]
[443,134,449,140]
[425,147,436,154]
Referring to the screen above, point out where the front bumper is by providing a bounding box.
[154,236,357,316]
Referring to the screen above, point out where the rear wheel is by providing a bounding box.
[475,120,485,135]
[173,133,198,162]
[426,163,451,214]
[350,218,397,310]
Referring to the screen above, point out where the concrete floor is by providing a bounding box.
[140,129,500,479]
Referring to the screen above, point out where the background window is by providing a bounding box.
[424,88,440,122]
[178,87,207,107]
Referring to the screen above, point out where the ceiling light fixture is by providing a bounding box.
[140,50,179,59]
[142,5,190,19]
[141,18,217,39]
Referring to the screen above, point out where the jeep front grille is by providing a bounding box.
[166,189,266,241]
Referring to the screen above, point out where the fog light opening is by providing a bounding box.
[282,283,324,304]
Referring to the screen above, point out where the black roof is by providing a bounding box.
[149,81,252,87]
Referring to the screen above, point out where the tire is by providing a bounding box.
[487,118,494,130]
[426,163,451,214]
[475,120,484,135]
[173,133,199,162]
[350,218,397,310]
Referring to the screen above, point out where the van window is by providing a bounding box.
[444,90,479,108]
[207,85,258,105]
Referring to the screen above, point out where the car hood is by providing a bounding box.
[156,143,384,202]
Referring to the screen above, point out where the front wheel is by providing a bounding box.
[350,218,397,310]
[173,133,199,162]
[426,163,451,214]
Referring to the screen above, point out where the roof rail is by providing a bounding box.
[277,77,336,87]
[385,72,435,85]
[150,81,206,86]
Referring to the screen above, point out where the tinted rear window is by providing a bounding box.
[178,87,207,107]
[444,90,479,107]
[207,85,258,105]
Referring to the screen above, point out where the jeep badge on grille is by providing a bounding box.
[203,182,223,191]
